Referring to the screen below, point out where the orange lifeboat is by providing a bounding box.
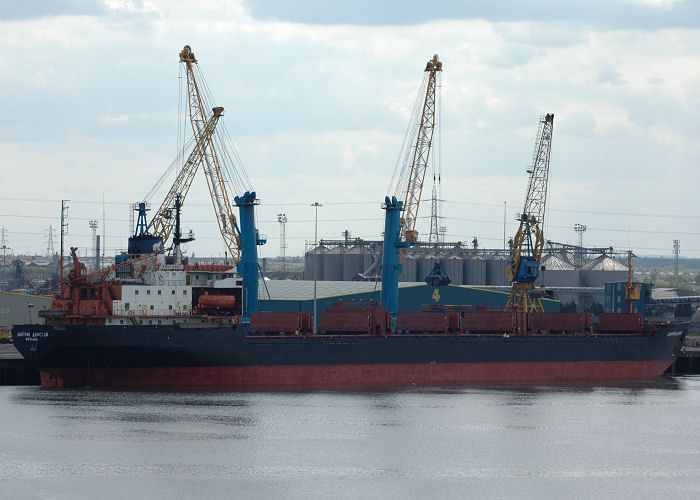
[197,292,236,309]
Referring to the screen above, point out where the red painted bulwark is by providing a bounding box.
[40,359,674,389]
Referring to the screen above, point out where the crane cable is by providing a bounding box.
[194,64,253,196]
[387,72,430,199]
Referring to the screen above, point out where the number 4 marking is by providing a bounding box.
[432,288,440,302]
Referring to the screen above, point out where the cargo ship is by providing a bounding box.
[10,46,686,389]
[11,245,687,389]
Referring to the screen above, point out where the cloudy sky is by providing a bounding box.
[1,0,699,262]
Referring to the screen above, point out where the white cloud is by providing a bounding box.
[617,0,685,8]
[1,1,699,258]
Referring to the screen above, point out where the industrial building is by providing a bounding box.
[302,240,629,310]
[0,291,53,331]
[304,240,627,285]
[257,280,560,314]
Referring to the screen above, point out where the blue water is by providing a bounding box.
[1,377,699,499]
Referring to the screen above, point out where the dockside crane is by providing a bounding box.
[505,113,554,312]
[178,45,245,263]
[139,45,262,320]
[382,54,444,325]
[390,54,442,248]
[178,45,263,320]
[145,106,224,245]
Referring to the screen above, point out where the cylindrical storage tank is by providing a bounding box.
[343,247,368,281]
[323,248,345,281]
[444,256,464,285]
[400,254,418,282]
[464,257,486,285]
[363,252,374,273]
[418,254,437,283]
[304,246,326,280]
[486,258,508,286]
[542,269,580,287]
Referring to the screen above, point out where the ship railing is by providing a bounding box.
[111,307,193,317]
[122,279,189,287]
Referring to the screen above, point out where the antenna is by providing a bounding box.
[102,193,106,268]
[1,227,9,289]
[60,200,69,287]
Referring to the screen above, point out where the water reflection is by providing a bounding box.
[1,377,698,500]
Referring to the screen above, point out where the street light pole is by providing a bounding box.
[311,202,322,334]
[503,201,507,257]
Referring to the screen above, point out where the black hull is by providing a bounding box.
[11,323,687,388]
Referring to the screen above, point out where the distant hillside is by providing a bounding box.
[636,257,700,269]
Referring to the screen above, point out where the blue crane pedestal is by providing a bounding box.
[381,196,410,332]
[235,191,265,326]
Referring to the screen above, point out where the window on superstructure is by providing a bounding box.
[158,290,162,295]
[172,290,176,295]
[169,305,172,310]
[147,290,151,295]
[183,290,188,295]
[120,320,123,325]
[135,290,139,295]
[150,305,154,310]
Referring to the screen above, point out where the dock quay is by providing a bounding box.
[674,337,700,374]
[0,345,39,385]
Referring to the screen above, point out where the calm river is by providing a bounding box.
[1,377,699,499]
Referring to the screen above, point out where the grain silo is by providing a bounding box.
[538,254,578,287]
[486,258,508,286]
[444,255,464,285]
[464,256,486,285]
[580,255,628,287]
[418,253,438,283]
[343,246,368,281]
[323,246,345,281]
[400,254,418,282]
[303,245,327,280]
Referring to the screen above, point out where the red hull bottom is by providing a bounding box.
[40,360,675,389]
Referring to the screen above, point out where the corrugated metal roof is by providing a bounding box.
[582,255,628,271]
[542,254,575,270]
[347,246,371,254]
[258,280,423,301]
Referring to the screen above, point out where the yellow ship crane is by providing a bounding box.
[389,54,442,251]
[179,45,243,263]
[505,113,554,312]
[146,106,224,244]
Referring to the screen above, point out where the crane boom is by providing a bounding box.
[505,113,554,312]
[179,45,242,262]
[399,54,442,244]
[147,106,224,243]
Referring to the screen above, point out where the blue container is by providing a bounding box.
[605,281,650,314]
